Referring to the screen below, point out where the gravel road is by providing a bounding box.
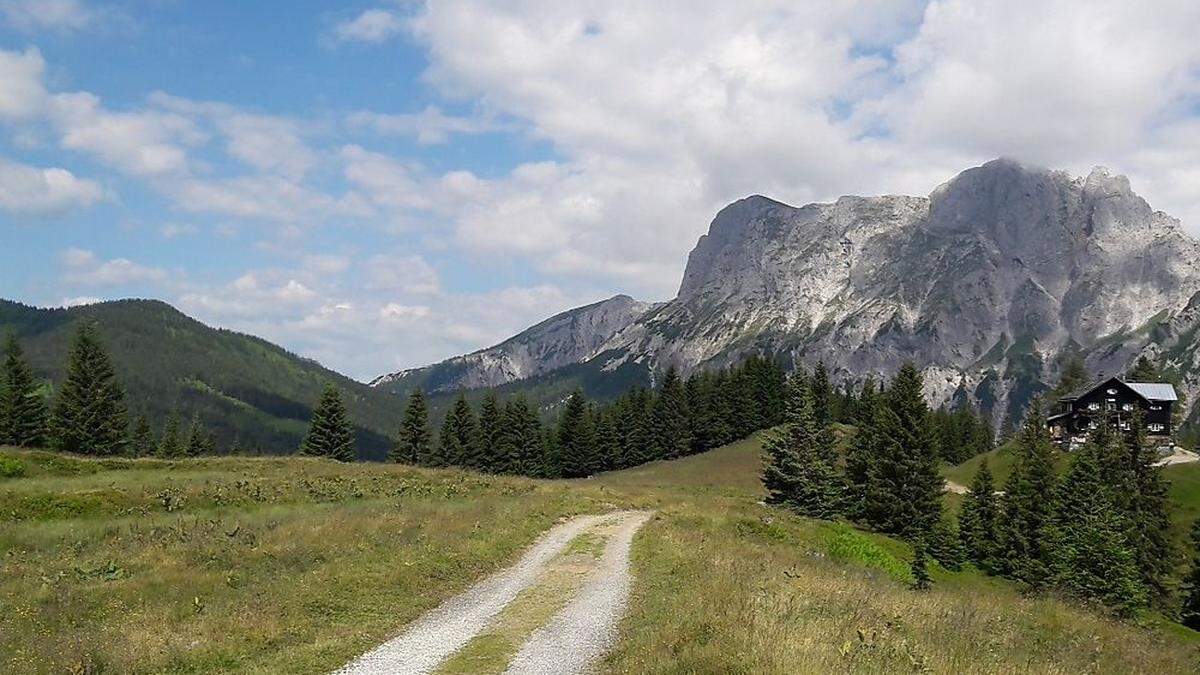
[335,512,619,675]
[505,510,653,675]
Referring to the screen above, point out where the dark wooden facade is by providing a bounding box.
[1047,377,1175,449]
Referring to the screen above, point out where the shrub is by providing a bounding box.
[0,456,26,478]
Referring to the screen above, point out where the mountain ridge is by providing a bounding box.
[381,158,1200,430]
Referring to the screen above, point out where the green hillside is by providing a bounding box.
[0,299,403,459]
[2,437,1197,672]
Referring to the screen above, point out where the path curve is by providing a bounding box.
[335,512,619,675]
[505,511,653,675]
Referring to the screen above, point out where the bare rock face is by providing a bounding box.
[370,294,657,394]
[376,159,1200,425]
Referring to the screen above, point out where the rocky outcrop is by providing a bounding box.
[371,294,657,394]
[379,159,1200,426]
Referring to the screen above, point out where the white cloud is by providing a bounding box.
[159,222,198,239]
[0,47,47,118]
[331,8,405,44]
[60,248,168,285]
[349,105,507,145]
[0,157,104,215]
[364,253,441,295]
[367,0,1200,299]
[1,0,95,32]
[49,91,203,176]
[59,295,101,307]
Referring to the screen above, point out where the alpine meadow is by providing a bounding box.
[5,2,1200,673]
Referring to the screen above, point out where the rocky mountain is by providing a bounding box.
[371,294,657,395]
[376,159,1200,428]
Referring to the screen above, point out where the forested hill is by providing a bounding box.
[0,299,401,459]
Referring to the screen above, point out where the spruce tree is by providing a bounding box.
[809,361,833,428]
[556,391,597,478]
[158,409,183,458]
[184,413,206,457]
[760,376,843,518]
[928,516,964,571]
[436,393,478,468]
[996,403,1058,586]
[1048,438,1146,612]
[501,395,543,475]
[911,539,932,590]
[391,389,430,465]
[860,364,942,538]
[1053,354,1088,398]
[593,408,621,472]
[1115,411,1175,603]
[958,459,999,572]
[651,367,690,459]
[0,333,47,447]
[476,392,504,472]
[1126,355,1161,381]
[51,323,129,455]
[1181,519,1200,630]
[301,383,356,462]
[130,415,155,457]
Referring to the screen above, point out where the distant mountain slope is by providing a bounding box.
[0,299,401,459]
[388,159,1200,429]
[371,294,657,396]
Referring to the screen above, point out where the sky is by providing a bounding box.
[4,1,1200,381]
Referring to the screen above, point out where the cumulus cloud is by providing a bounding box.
[349,105,508,145]
[0,47,47,118]
[1,0,96,32]
[403,0,1200,296]
[330,8,405,44]
[60,248,168,285]
[0,157,104,215]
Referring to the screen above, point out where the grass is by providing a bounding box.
[3,436,1199,674]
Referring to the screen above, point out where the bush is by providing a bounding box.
[0,456,26,478]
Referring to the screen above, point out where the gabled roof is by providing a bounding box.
[1059,376,1177,403]
[1125,382,1178,402]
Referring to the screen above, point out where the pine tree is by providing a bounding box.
[911,539,932,590]
[760,376,843,518]
[1181,519,1200,630]
[843,396,878,520]
[130,415,155,457]
[501,395,543,475]
[928,516,964,571]
[476,392,504,473]
[1110,411,1175,604]
[651,367,690,459]
[1053,354,1088,398]
[157,409,183,458]
[860,364,942,538]
[301,383,356,462]
[436,393,478,468]
[557,391,596,478]
[809,361,833,428]
[996,403,1058,586]
[958,459,999,572]
[391,389,430,465]
[1126,355,1161,382]
[593,408,621,472]
[50,323,129,455]
[1048,439,1146,613]
[0,333,47,447]
[185,413,206,457]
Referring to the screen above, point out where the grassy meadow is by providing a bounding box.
[2,436,1199,673]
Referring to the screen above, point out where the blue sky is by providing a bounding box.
[4,1,1200,379]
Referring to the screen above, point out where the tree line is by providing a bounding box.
[352,355,794,477]
[762,359,1200,623]
[0,324,220,458]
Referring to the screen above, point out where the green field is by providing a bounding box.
[2,438,1198,673]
